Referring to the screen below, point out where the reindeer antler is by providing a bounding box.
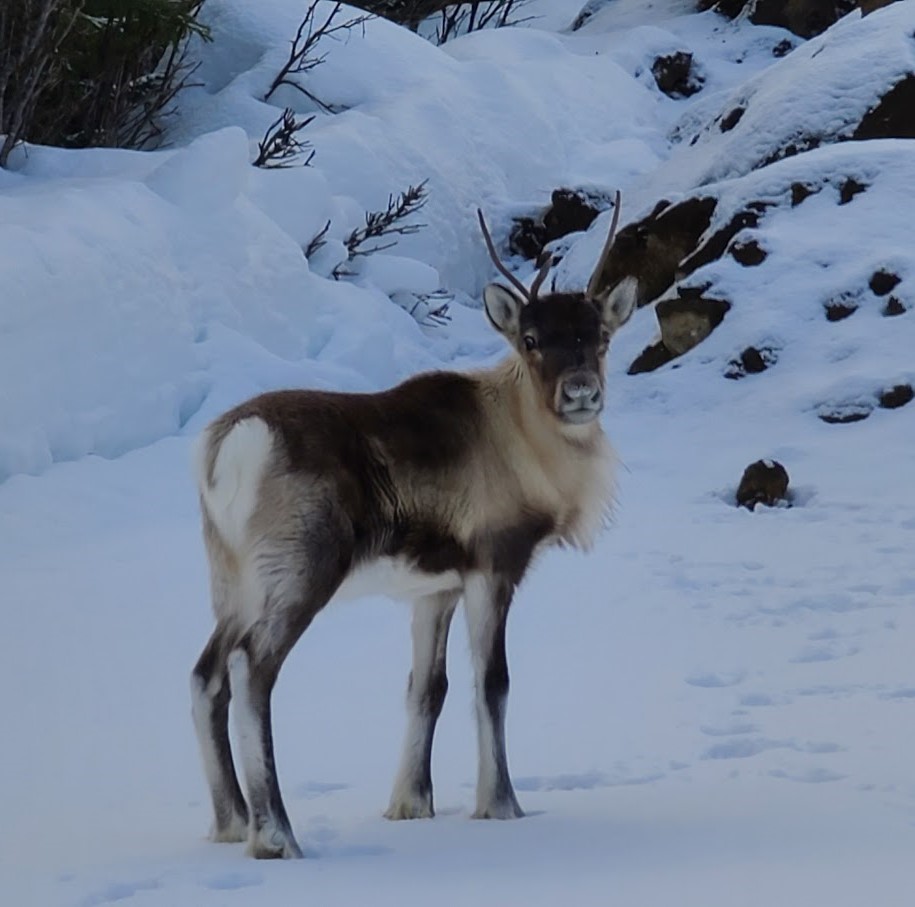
[529,250,554,300]
[585,190,622,300]
[478,208,554,304]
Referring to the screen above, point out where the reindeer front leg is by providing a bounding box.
[386,590,459,820]
[463,572,524,820]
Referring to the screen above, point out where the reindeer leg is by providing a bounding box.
[191,623,249,842]
[463,573,524,820]
[386,590,459,820]
[229,529,351,859]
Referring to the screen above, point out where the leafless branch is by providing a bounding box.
[343,181,429,260]
[254,108,316,168]
[304,219,332,259]
[264,1,371,112]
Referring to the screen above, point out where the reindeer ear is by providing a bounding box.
[483,283,524,340]
[596,276,639,337]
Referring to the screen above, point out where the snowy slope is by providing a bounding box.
[2,1,915,905]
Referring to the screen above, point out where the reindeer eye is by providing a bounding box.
[601,330,611,347]
[523,335,538,352]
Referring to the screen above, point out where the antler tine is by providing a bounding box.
[477,208,532,302]
[585,189,622,300]
[528,250,554,300]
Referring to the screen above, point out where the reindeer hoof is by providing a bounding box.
[247,825,303,860]
[472,798,524,820]
[384,795,434,820]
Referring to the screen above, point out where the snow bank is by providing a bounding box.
[648,2,915,195]
[613,142,915,421]
[0,127,440,482]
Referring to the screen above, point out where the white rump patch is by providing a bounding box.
[195,417,274,554]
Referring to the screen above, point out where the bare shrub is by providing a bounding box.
[349,0,531,39]
[253,108,316,168]
[265,1,371,113]
[431,0,532,43]
[341,181,429,263]
[0,0,209,167]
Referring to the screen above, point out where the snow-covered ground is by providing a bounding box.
[2,1,914,904]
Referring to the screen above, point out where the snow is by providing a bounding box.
[2,0,915,904]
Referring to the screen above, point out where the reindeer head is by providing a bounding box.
[479,194,637,427]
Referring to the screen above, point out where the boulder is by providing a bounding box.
[700,1,859,38]
[588,196,717,307]
[652,52,704,98]
[509,188,611,260]
[657,296,731,356]
[736,459,790,510]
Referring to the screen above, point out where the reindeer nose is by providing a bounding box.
[561,376,601,406]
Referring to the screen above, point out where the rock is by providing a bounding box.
[879,384,914,409]
[853,73,915,140]
[588,196,718,306]
[883,296,906,316]
[772,38,795,57]
[508,217,546,260]
[730,238,767,266]
[726,345,775,378]
[719,106,745,132]
[656,296,731,356]
[818,404,872,423]
[860,0,901,13]
[509,188,609,260]
[702,1,858,38]
[652,52,704,98]
[791,182,816,205]
[628,340,676,375]
[679,203,770,275]
[543,189,602,242]
[736,459,790,510]
[570,0,613,30]
[869,269,901,296]
[838,177,868,204]
[824,297,858,321]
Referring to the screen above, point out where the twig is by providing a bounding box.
[253,108,316,168]
[264,1,371,111]
[343,181,429,259]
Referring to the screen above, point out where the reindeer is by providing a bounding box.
[190,195,637,859]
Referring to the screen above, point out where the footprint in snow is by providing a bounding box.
[201,870,263,891]
[292,780,349,799]
[80,879,160,906]
[770,767,846,784]
[703,738,843,760]
[738,692,787,707]
[513,770,665,792]
[700,722,758,737]
[790,643,860,663]
[685,670,747,688]
[880,687,915,700]
[702,737,792,760]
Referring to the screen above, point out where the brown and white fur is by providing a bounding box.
[190,205,638,859]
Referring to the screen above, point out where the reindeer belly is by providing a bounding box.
[333,556,463,604]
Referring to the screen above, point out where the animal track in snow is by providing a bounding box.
[702,738,843,760]
[879,687,915,700]
[700,722,758,737]
[790,643,860,663]
[513,769,666,792]
[201,870,263,891]
[685,669,747,688]
[293,780,350,799]
[770,767,846,783]
[80,878,160,906]
[702,737,792,760]
[739,692,788,707]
